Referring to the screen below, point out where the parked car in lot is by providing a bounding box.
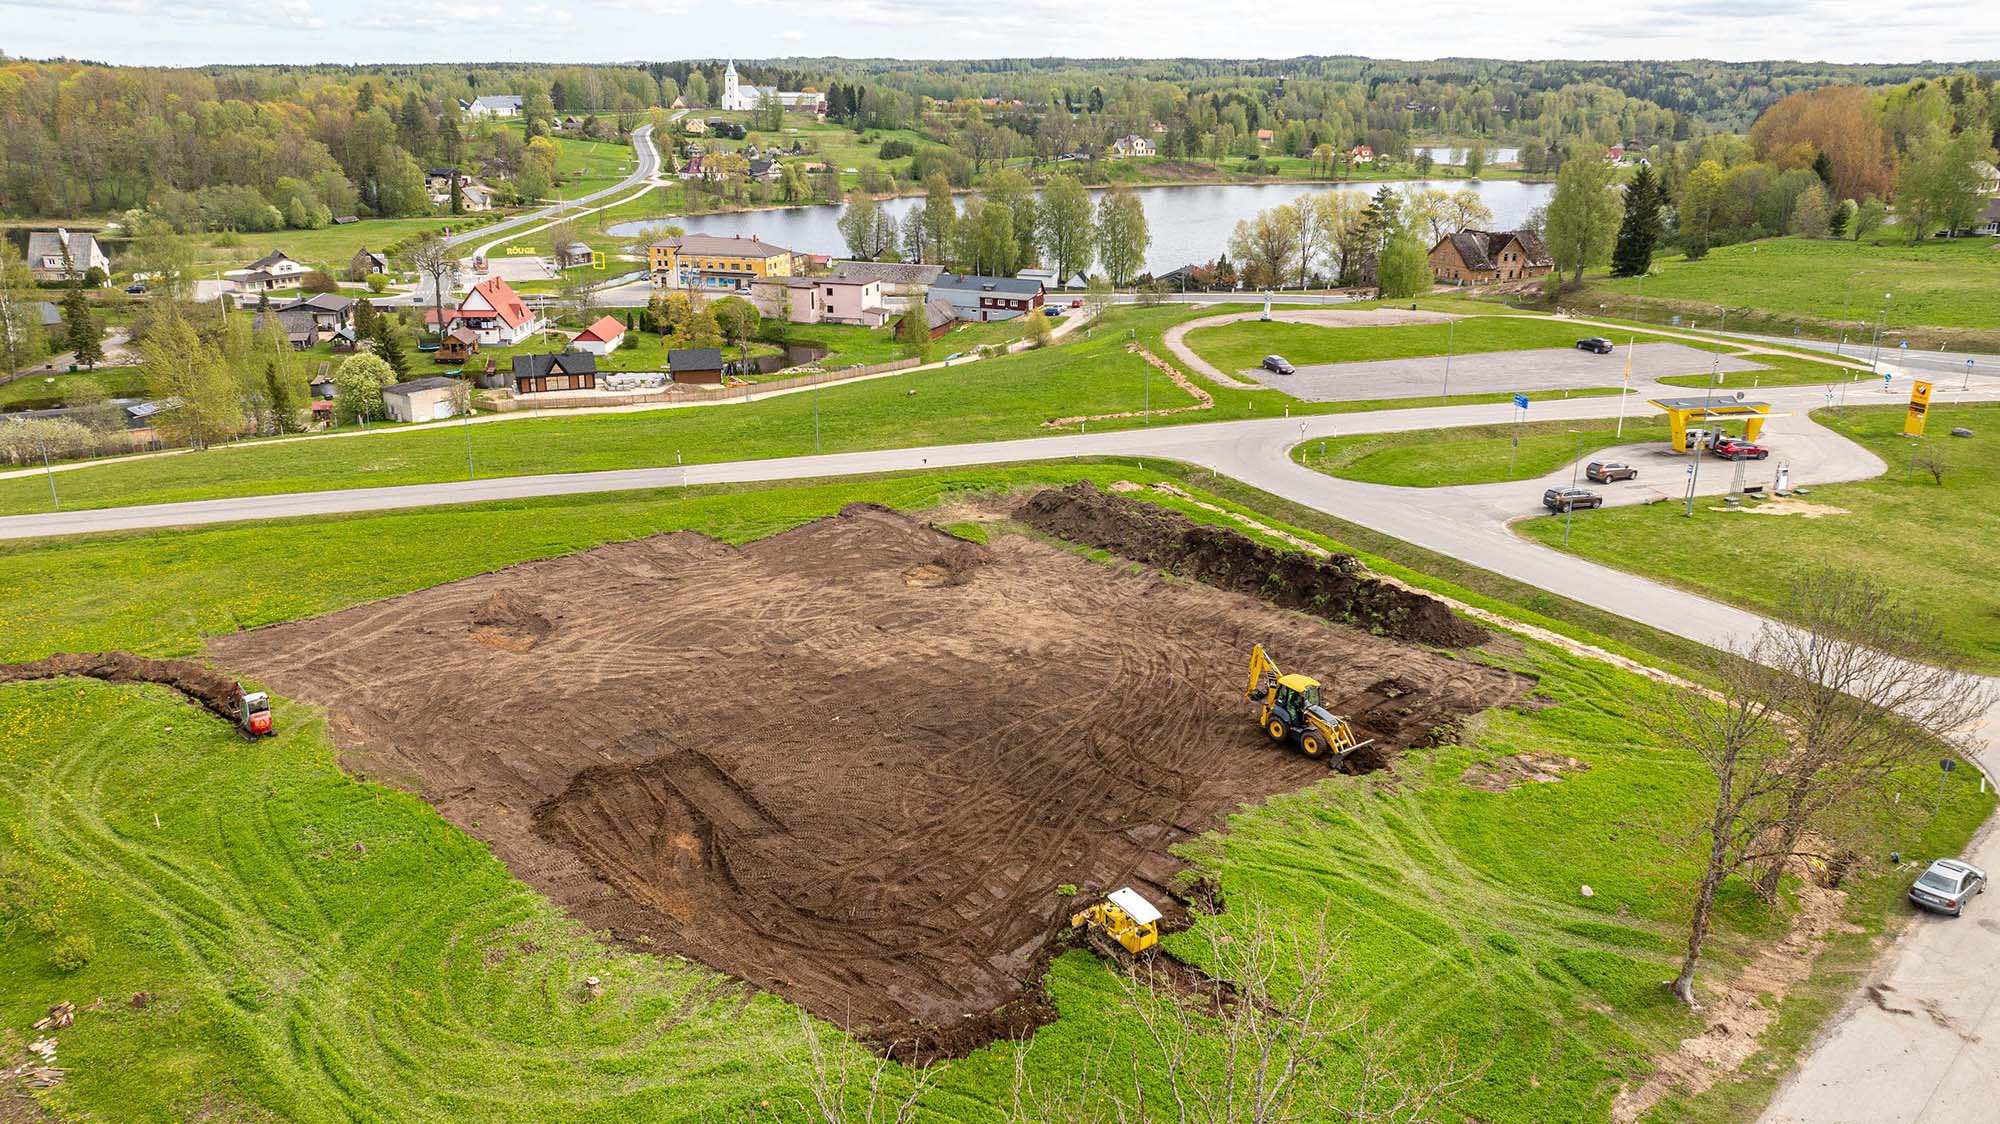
[1042,305,1063,318]
[1712,437,1770,461]
[1542,487,1603,512]
[123,282,147,294]
[1262,354,1296,375]
[1586,461,1637,483]
[1909,858,1986,917]
[1575,337,1614,354]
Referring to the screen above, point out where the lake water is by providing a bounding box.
[1414,146,1521,166]
[607,179,1554,277]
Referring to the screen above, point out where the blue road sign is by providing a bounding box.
[1513,393,1530,409]
[1900,340,1909,349]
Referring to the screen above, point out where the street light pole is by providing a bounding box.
[1869,292,1893,376]
[462,407,475,479]
[37,437,58,510]
[1563,429,1582,547]
[1836,272,1865,357]
[1441,316,1455,401]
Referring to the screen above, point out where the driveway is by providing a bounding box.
[1250,342,1768,401]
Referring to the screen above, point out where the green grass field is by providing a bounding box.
[190,217,480,273]
[1587,236,2000,333]
[1518,401,2000,672]
[2,463,1984,1122]
[1297,415,1672,487]
[0,366,147,409]
[1655,353,1878,391]
[1183,314,1687,375]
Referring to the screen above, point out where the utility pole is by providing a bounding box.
[38,436,58,510]
[462,404,476,479]
[1440,316,1455,401]
[1562,429,1582,547]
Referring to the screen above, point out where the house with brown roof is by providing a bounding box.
[570,315,627,355]
[1427,230,1552,285]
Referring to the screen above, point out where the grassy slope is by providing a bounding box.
[0,464,1986,1124]
[0,367,147,410]
[1586,236,2000,331]
[190,217,482,273]
[1297,416,1671,487]
[1183,314,1692,375]
[1519,402,2000,672]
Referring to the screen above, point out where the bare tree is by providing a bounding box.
[1652,647,1794,1007]
[1750,568,1989,899]
[1118,907,1475,1123]
[1911,441,1948,486]
[405,235,456,341]
[792,1013,938,1124]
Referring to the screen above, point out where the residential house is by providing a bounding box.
[1155,263,1219,290]
[24,229,109,282]
[1255,128,1275,146]
[570,315,627,355]
[466,95,523,119]
[1349,144,1375,165]
[458,181,495,211]
[668,347,726,385]
[1017,267,1088,292]
[825,261,944,310]
[511,350,600,394]
[1109,135,1156,159]
[254,293,355,348]
[750,274,889,327]
[1149,121,1168,135]
[1605,144,1626,164]
[1975,197,2000,237]
[746,158,782,183]
[32,301,62,330]
[647,233,797,291]
[381,376,464,422]
[1974,161,2000,196]
[683,117,708,136]
[347,248,391,281]
[930,273,1045,322]
[424,276,542,346]
[555,242,597,270]
[436,326,481,364]
[225,250,312,293]
[1426,229,1553,284]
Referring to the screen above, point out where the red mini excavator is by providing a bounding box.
[237,686,274,739]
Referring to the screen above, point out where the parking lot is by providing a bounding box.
[1245,342,1769,401]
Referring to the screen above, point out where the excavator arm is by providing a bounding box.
[1247,643,1282,700]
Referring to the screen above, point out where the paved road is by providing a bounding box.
[444,124,659,252]
[3,363,1998,1119]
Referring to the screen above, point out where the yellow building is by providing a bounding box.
[647,233,797,291]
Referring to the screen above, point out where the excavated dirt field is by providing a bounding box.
[208,500,1531,1059]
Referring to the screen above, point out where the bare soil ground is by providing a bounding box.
[208,501,1530,1059]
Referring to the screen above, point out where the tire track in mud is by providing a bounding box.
[210,501,1533,1060]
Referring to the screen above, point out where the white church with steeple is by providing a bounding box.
[719,60,827,116]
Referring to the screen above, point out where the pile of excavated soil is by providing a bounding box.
[0,651,243,724]
[470,589,557,652]
[209,503,1530,1060]
[1017,481,1488,650]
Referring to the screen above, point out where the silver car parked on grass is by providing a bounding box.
[1909,858,1987,917]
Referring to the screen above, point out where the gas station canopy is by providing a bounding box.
[1648,397,1772,452]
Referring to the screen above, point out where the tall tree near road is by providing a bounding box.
[1749,569,1989,900]
[1037,173,1094,281]
[1093,184,1149,287]
[837,189,884,260]
[60,267,101,370]
[1610,161,1664,277]
[1375,223,1432,299]
[1227,206,1301,291]
[983,167,1040,269]
[920,173,957,266]
[1543,155,1621,282]
[142,306,241,447]
[405,234,456,342]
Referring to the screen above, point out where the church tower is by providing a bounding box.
[723,60,741,111]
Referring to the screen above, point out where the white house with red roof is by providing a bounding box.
[426,277,541,346]
[570,314,627,355]
[1349,144,1375,165]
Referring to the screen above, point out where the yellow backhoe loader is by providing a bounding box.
[1246,644,1369,769]
[1070,887,1162,961]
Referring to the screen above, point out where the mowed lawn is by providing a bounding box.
[0,366,148,409]
[1183,314,1685,375]
[1298,416,1672,487]
[189,216,481,273]
[1593,236,2000,330]
[0,464,1983,1123]
[1519,401,2000,672]
[1655,353,1881,391]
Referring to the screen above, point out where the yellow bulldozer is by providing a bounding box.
[1247,644,1368,769]
[1070,887,1162,961]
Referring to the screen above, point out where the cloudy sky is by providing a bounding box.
[9,0,1998,67]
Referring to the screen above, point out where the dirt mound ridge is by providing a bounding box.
[1017,481,1487,649]
[471,590,555,651]
[0,651,242,724]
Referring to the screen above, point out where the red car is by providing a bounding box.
[1712,437,1769,461]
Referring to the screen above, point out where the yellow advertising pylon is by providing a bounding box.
[1905,380,1933,437]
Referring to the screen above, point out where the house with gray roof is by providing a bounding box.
[25,229,108,283]
[827,261,945,310]
[466,95,523,119]
[929,273,1045,323]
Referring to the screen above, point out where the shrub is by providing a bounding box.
[50,933,95,973]
[299,269,340,294]
[365,273,390,294]
[878,138,915,160]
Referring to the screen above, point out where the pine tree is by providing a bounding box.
[1610,162,1663,278]
[370,313,409,377]
[61,278,101,370]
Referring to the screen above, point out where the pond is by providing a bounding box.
[607,179,1555,277]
